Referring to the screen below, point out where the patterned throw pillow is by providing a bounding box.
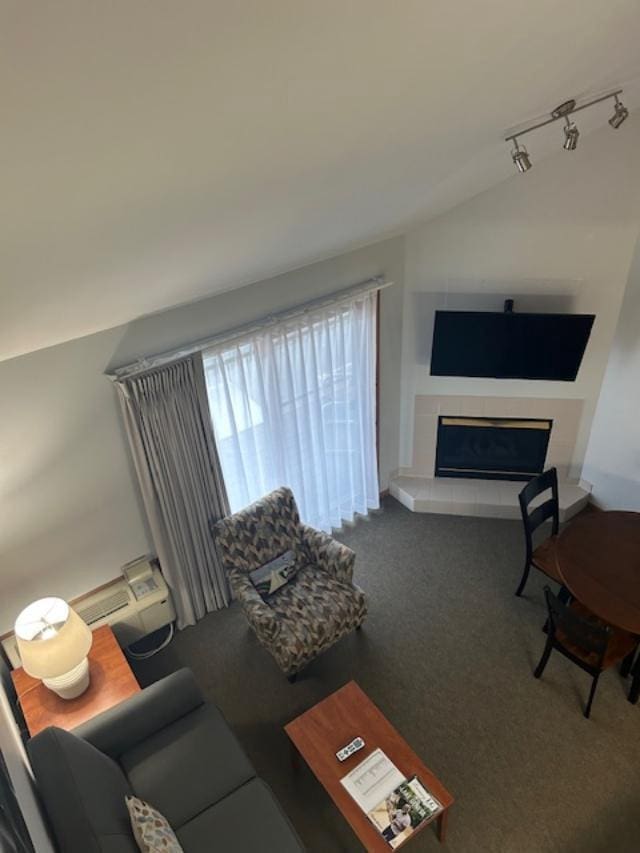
[249,549,298,598]
[125,795,183,853]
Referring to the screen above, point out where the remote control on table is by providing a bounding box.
[336,737,365,762]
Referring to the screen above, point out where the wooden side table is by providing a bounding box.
[11,624,141,737]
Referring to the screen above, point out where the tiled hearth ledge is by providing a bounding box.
[389,475,590,522]
[391,394,591,521]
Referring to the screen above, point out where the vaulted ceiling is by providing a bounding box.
[3,0,640,362]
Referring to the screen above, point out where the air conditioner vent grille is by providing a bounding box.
[78,590,130,625]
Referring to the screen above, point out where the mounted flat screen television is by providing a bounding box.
[430,309,595,381]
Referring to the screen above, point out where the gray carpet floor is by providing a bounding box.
[132,497,640,853]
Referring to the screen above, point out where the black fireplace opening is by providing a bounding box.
[435,416,552,481]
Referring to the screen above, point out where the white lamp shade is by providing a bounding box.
[15,598,92,679]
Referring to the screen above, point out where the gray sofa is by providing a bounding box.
[27,668,304,852]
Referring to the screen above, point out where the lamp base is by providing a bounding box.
[43,657,90,700]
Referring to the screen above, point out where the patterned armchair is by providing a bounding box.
[213,487,367,680]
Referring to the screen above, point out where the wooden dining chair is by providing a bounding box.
[626,656,640,705]
[534,586,638,719]
[515,467,564,597]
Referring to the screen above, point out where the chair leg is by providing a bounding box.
[584,673,600,719]
[628,655,640,704]
[620,648,637,679]
[534,639,553,679]
[558,585,571,604]
[515,561,531,597]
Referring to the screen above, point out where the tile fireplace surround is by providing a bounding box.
[390,395,590,521]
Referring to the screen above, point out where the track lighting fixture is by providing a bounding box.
[505,88,629,173]
[511,140,532,173]
[563,118,579,150]
[609,95,629,129]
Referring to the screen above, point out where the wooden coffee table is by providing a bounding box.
[285,681,453,850]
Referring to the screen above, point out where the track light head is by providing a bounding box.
[609,96,629,129]
[563,118,579,150]
[511,140,532,173]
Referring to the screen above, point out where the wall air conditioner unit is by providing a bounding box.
[2,558,176,669]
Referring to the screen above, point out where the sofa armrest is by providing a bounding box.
[228,569,282,644]
[74,668,204,759]
[300,524,356,584]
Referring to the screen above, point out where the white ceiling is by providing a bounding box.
[3,0,640,362]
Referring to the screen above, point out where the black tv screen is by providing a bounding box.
[430,311,595,381]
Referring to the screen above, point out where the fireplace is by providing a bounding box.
[435,416,552,481]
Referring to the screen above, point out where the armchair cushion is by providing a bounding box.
[268,566,367,673]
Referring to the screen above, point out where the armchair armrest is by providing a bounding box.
[74,668,204,759]
[228,569,282,644]
[300,524,356,584]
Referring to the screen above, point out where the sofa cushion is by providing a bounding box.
[27,726,137,853]
[75,668,205,760]
[120,703,256,830]
[176,778,304,852]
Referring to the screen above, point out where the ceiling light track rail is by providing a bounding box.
[505,88,629,173]
[504,89,623,143]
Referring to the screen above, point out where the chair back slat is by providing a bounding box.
[527,499,557,532]
[520,467,557,506]
[518,468,560,546]
[544,586,610,663]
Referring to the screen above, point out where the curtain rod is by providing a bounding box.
[108,275,393,381]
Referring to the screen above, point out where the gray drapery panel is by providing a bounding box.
[115,353,230,628]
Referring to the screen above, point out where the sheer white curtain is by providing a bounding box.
[203,291,379,531]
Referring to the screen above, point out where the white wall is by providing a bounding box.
[399,119,640,476]
[0,238,403,632]
[582,235,640,508]
[0,329,151,633]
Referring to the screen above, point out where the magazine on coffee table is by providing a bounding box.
[340,751,442,848]
[340,749,406,813]
[367,775,442,848]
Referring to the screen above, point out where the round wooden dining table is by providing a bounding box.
[555,510,640,635]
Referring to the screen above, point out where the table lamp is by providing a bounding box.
[15,597,93,700]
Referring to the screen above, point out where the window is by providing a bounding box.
[203,292,379,531]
